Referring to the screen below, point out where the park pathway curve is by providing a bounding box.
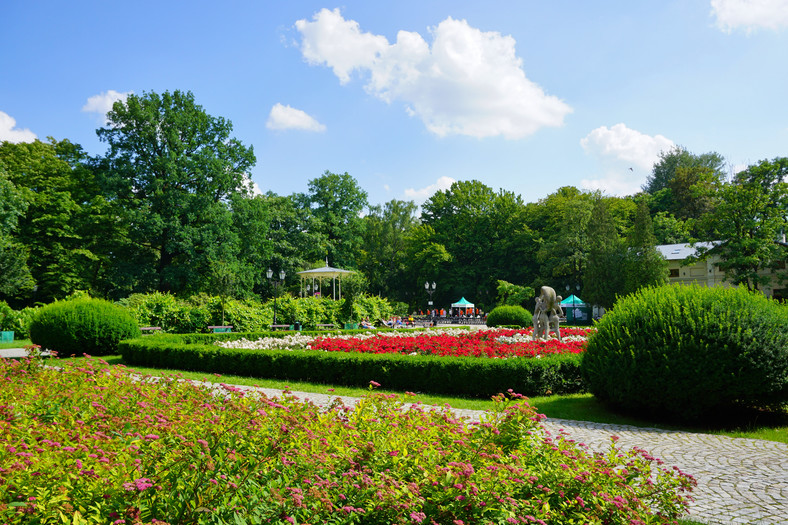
[243,386,788,525]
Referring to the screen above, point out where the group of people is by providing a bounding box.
[359,315,413,329]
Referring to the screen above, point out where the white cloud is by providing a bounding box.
[404,175,456,203]
[266,103,326,132]
[0,111,37,143]
[82,90,132,123]
[580,123,675,196]
[581,123,674,171]
[241,175,263,196]
[295,9,571,139]
[711,0,788,32]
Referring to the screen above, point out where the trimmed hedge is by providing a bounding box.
[582,284,788,421]
[29,298,140,356]
[119,334,584,398]
[486,305,533,328]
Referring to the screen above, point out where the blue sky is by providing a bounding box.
[2,1,788,206]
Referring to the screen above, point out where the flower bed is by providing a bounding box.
[218,327,595,360]
[0,356,694,524]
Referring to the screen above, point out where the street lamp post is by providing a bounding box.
[267,268,286,325]
[425,281,436,316]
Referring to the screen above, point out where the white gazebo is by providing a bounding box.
[296,259,354,300]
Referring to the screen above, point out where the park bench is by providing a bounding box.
[208,325,233,333]
[140,326,162,335]
[269,324,291,330]
[316,323,337,330]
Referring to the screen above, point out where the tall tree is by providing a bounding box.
[0,169,34,300]
[359,199,418,301]
[643,146,725,196]
[96,90,256,295]
[695,158,788,291]
[622,199,668,296]
[0,139,103,302]
[419,180,533,309]
[258,192,325,298]
[529,187,595,294]
[582,196,624,309]
[306,171,368,269]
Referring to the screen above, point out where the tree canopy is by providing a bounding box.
[96,89,257,296]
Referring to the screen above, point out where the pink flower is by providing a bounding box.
[143,434,160,440]
[369,380,381,388]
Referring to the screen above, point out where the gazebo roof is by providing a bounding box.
[296,262,354,279]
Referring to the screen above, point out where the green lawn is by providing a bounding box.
[0,338,32,349]
[55,354,788,445]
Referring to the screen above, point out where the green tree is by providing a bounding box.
[306,171,368,269]
[494,280,531,307]
[622,199,668,296]
[0,139,103,302]
[419,180,533,309]
[695,158,788,291]
[359,199,418,302]
[0,169,35,299]
[643,146,725,196]
[261,192,326,298]
[582,196,624,309]
[529,187,595,293]
[96,90,256,295]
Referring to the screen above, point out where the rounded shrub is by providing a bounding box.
[29,298,141,356]
[582,284,788,421]
[486,305,533,327]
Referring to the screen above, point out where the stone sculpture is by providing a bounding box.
[532,285,563,342]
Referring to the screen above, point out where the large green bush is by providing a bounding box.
[486,305,533,327]
[582,284,788,421]
[29,298,141,356]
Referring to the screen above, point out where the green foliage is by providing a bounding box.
[29,298,140,356]
[0,139,105,302]
[0,301,38,338]
[1,357,694,524]
[582,285,788,421]
[306,170,368,269]
[96,89,256,296]
[622,199,668,296]
[495,280,531,307]
[694,157,788,291]
[486,305,533,327]
[419,180,534,310]
[643,146,725,196]
[583,196,625,309]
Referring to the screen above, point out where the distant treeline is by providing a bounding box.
[1,89,785,311]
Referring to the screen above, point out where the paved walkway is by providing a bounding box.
[3,349,787,524]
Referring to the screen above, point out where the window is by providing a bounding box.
[668,268,679,278]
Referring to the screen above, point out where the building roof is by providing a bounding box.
[656,242,717,261]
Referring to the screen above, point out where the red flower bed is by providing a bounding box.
[309,327,594,359]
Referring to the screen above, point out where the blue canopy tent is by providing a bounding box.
[560,295,591,324]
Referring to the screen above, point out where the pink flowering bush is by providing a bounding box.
[1,356,694,523]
